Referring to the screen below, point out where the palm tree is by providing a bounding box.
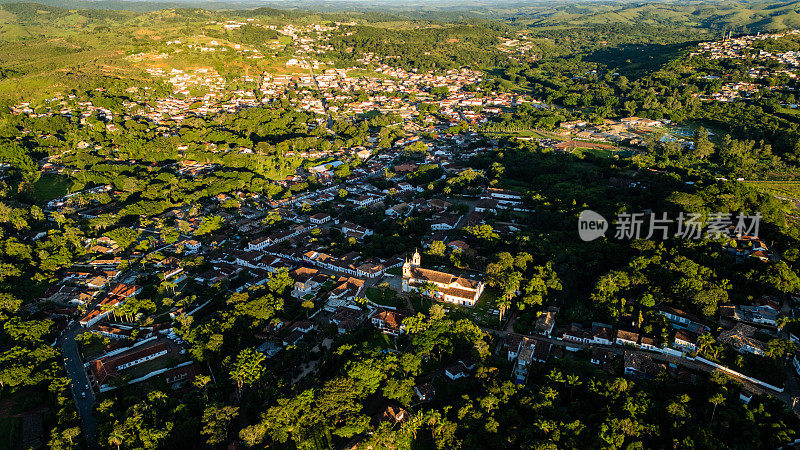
[62,426,80,445]
[546,368,564,385]
[419,281,438,298]
[401,412,425,441]
[100,302,119,322]
[108,425,125,450]
[161,280,178,296]
[500,271,521,308]
[52,211,67,229]
[565,374,582,401]
[534,418,555,435]
[697,333,715,356]
[541,386,559,402]
[424,410,445,444]
[497,296,512,324]
[709,393,725,425]
[229,348,266,401]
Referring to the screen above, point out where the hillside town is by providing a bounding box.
[4,6,800,448]
[8,22,800,403]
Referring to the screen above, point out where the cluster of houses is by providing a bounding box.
[498,295,794,389]
[690,30,800,102]
[498,33,540,57]
[286,66,520,127]
[698,81,766,103]
[693,29,800,68]
[724,229,773,262]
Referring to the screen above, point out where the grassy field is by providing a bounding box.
[31,174,73,203]
[385,267,402,276]
[744,180,800,201]
[574,147,615,158]
[366,286,399,307]
[444,287,501,328]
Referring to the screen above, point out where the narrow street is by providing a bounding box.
[60,324,98,449]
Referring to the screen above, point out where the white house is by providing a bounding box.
[431,214,461,231]
[184,240,201,254]
[444,360,475,381]
[673,330,699,352]
[248,236,271,251]
[310,213,331,225]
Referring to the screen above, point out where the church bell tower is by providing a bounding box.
[411,249,421,267]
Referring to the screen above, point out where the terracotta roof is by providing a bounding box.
[616,329,639,342]
[535,311,557,332]
[624,351,665,377]
[331,277,365,296]
[410,267,454,285]
[370,309,405,330]
[591,323,613,340]
[504,332,523,350]
[675,330,698,344]
[109,284,141,297]
[639,335,657,346]
[439,285,480,301]
[89,341,169,385]
[409,267,481,290]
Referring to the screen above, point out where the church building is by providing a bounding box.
[401,250,485,307]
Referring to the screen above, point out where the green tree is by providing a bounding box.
[202,404,239,446]
[428,240,446,257]
[230,349,266,400]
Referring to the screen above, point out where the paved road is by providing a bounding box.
[60,324,98,449]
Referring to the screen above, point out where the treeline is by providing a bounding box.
[205,25,279,48]
[329,24,507,72]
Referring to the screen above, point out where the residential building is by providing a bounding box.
[717,323,767,356]
[444,360,475,380]
[534,308,558,336]
[623,351,665,379]
[431,214,461,231]
[310,212,332,224]
[591,322,614,345]
[615,329,640,348]
[414,383,435,401]
[513,337,550,383]
[370,308,406,336]
[673,330,699,352]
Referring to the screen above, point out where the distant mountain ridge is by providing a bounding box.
[2,0,800,33]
